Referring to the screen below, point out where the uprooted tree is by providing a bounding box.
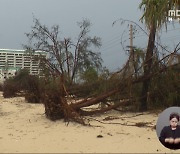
[22,12,180,125]
[23,17,142,124]
[24,17,106,124]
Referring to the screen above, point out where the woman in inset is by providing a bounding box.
[159,112,180,150]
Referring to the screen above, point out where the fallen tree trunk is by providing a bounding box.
[71,89,119,110]
[71,63,179,110]
[69,52,180,116]
[78,99,130,116]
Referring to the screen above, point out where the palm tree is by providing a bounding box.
[139,0,172,111]
[169,0,180,9]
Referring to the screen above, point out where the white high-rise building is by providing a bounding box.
[0,49,47,83]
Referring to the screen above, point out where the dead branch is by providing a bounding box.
[102,113,144,121]
[87,117,155,129]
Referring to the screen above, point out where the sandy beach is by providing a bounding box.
[0,92,180,153]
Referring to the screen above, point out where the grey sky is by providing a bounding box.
[0,0,180,71]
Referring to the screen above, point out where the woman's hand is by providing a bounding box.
[165,138,174,144]
[174,138,180,144]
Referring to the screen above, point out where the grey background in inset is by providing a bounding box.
[156,107,180,138]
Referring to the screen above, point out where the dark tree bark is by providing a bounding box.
[140,23,156,111]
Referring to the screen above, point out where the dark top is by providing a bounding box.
[159,125,180,150]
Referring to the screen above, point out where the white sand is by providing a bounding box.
[0,92,180,153]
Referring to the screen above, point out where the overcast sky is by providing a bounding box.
[0,0,180,71]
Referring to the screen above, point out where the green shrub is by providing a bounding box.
[2,69,44,103]
[41,79,65,120]
[3,79,19,98]
[0,84,3,91]
[24,75,43,103]
[148,67,180,109]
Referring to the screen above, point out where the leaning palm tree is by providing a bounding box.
[138,0,175,111]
